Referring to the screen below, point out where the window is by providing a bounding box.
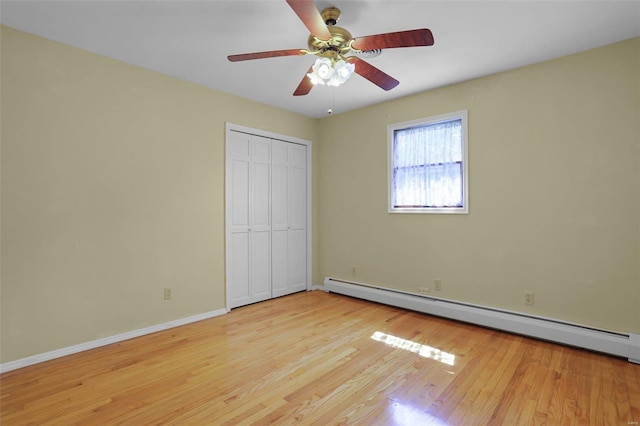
[388,110,468,214]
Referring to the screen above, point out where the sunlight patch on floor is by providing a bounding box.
[387,400,448,426]
[371,331,455,365]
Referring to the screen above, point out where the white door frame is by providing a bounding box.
[225,122,313,311]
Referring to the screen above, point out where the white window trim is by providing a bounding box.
[387,110,469,214]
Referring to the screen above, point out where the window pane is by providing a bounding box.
[393,163,462,207]
[392,118,464,209]
[394,119,462,166]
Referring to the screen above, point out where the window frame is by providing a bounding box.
[387,110,469,214]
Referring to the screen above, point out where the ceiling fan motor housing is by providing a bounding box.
[307,26,352,59]
[321,7,341,25]
[307,7,353,60]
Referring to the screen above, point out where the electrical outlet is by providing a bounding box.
[524,291,534,306]
[164,287,172,300]
[418,287,430,295]
[434,279,442,291]
[351,267,356,276]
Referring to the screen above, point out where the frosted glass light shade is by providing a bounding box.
[307,57,354,87]
[327,59,355,87]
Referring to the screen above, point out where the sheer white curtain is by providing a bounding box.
[392,119,463,208]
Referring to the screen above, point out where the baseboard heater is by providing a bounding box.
[323,277,640,363]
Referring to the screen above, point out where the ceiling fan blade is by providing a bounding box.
[351,29,434,51]
[347,57,399,91]
[228,49,304,62]
[293,66,314,96]
[286,0,331,40]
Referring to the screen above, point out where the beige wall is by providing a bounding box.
[317,37,640,334]
[2,25,638,364]
[0,26,317,363]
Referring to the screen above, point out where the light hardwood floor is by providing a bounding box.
[1,290,639,425]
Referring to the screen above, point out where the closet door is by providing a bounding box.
[271,140,307,297]
[228,132,271,308]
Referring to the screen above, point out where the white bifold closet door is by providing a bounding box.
[227,132,307,309]
[271,140,307,298]
[228,133,272,308]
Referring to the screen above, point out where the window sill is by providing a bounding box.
[389,207,469,214]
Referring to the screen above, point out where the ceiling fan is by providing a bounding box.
[227,0,434,96]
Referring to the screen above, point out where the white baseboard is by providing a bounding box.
[0,308,227,374]
[324,277,640,363]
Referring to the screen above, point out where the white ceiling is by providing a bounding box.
[2,1,639,118]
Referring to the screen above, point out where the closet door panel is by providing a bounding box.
[289,145,307,293]
[230,161,250,228]
[271,230,288,297]
[250,137,271,302]
[272,164,288,229]
[271,141,306,297]
[289,165,306,228]
[252,162,270,228]
[230,233,250,305]
[289,228,307,292]
[271,145,289,298]
[228,133,251,308]
[251,229,271,302]
[227,132,272,308]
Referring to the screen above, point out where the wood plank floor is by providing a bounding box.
[1,291,639,425]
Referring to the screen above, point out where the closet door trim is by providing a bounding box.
[225,123,312,311]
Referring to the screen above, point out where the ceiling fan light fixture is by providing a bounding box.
[328,59,355,86]
[307,57,334,85]
[307,57,354,87]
